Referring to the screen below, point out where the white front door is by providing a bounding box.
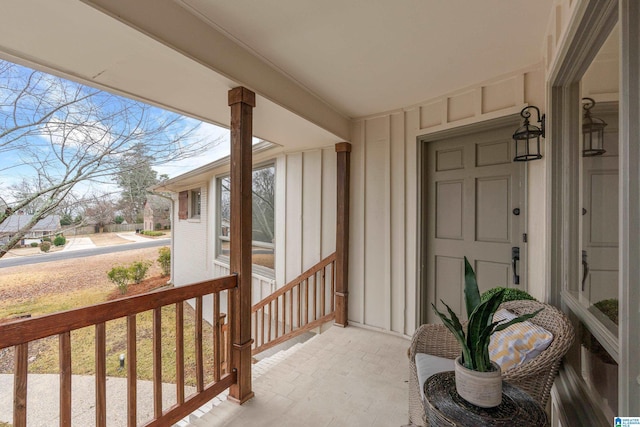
[423,124,526,322]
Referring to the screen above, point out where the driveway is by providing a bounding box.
[62,236,97,252]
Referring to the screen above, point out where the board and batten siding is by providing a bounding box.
[275,148,337,288]
[182,147,338,298]
[350,66,547,337]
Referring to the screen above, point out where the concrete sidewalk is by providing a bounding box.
[0,374,194,427]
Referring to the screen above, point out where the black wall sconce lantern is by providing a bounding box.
[512,106,545,162]
[582,97,607,157]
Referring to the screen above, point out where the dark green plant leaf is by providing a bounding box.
[431,302,472,366]
[466,289,505,354]
[464,257,481,316]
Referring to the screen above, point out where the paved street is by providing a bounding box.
[0,238,170,268]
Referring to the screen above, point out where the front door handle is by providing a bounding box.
[582,250,590,291]
[512,247,520,285]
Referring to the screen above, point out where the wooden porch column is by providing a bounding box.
[228,86,255,404]
[334,142,351,327]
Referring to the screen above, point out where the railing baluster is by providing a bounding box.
[127,315,137,427]
[59,332,71,427]
[320,275,327,316]
[153,308,162,419]
[14,342,28,427]
[297,284,301,328]
[0,275,238,427]
[281,292,286,336]
[330,262,335,312]
[95,323,107,427]
[175,303,185,405]
[274,297,279,338]
[195,297,203,393]
[313,273,317,321]
[305,278,309,325]
[288,290,293,333]
[213,293,221,382]
[268,301,272,342]
[260,307,265,349]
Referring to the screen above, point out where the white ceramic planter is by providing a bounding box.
[454,356,502,408]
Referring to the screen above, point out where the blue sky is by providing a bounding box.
[0,60,235,202]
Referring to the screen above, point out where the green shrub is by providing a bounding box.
[30,242,39,247]
[108,266,131,294]
[155,222,162,231]
[114,215,124,224]
[129,260,152,284]
[53,235,66,246]
[40,241,51,252]
[42,237,51,242]
[141,230,164,237]
[480,287,536,304]
[157,247,171,277]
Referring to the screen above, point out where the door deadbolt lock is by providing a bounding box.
[513,208,520,216]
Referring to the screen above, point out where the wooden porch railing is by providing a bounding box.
[0,275,237,427]
[251,252,336,355]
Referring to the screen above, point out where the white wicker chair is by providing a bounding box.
[407,300,574,426]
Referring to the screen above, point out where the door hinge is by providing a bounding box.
[522,233,528,243]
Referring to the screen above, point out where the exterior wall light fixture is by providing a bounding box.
[512,106,545,162]
[582,97,607,157]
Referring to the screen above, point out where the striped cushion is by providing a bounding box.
[489,309,553,372]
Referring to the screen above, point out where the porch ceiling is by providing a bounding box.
[0,0,552,153]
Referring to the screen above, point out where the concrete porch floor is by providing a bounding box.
[189,325,411,426]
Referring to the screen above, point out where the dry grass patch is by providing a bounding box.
[0,246,167,303]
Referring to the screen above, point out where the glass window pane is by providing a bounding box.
[217,165,275,270]
[580,327,618,419]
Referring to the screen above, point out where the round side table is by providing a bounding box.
[423,371,548,427]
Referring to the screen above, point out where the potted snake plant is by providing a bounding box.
[431,257,542,407]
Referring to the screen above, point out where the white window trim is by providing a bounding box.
[548,0,640,418]
[189,189,201,220]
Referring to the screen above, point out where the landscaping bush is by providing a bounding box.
[480,287,536,304]
[53,235,66,247]
[42,237,51,242]
[30,242,39,247]
[158,247,170,277]
[141,230,165,237]
[108,266,131,294]
[129,260,152,284]
[40,241,51,252]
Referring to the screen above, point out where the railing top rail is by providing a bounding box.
[252,252,335,311]
[0,275,237,350]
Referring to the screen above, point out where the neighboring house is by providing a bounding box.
[142,195,171,231]
[0,213,61,245]
[1,1,638,424]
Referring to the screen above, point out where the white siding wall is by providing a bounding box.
[173,183,210,286]
[350,67,548,336]
[172,147,337,305]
